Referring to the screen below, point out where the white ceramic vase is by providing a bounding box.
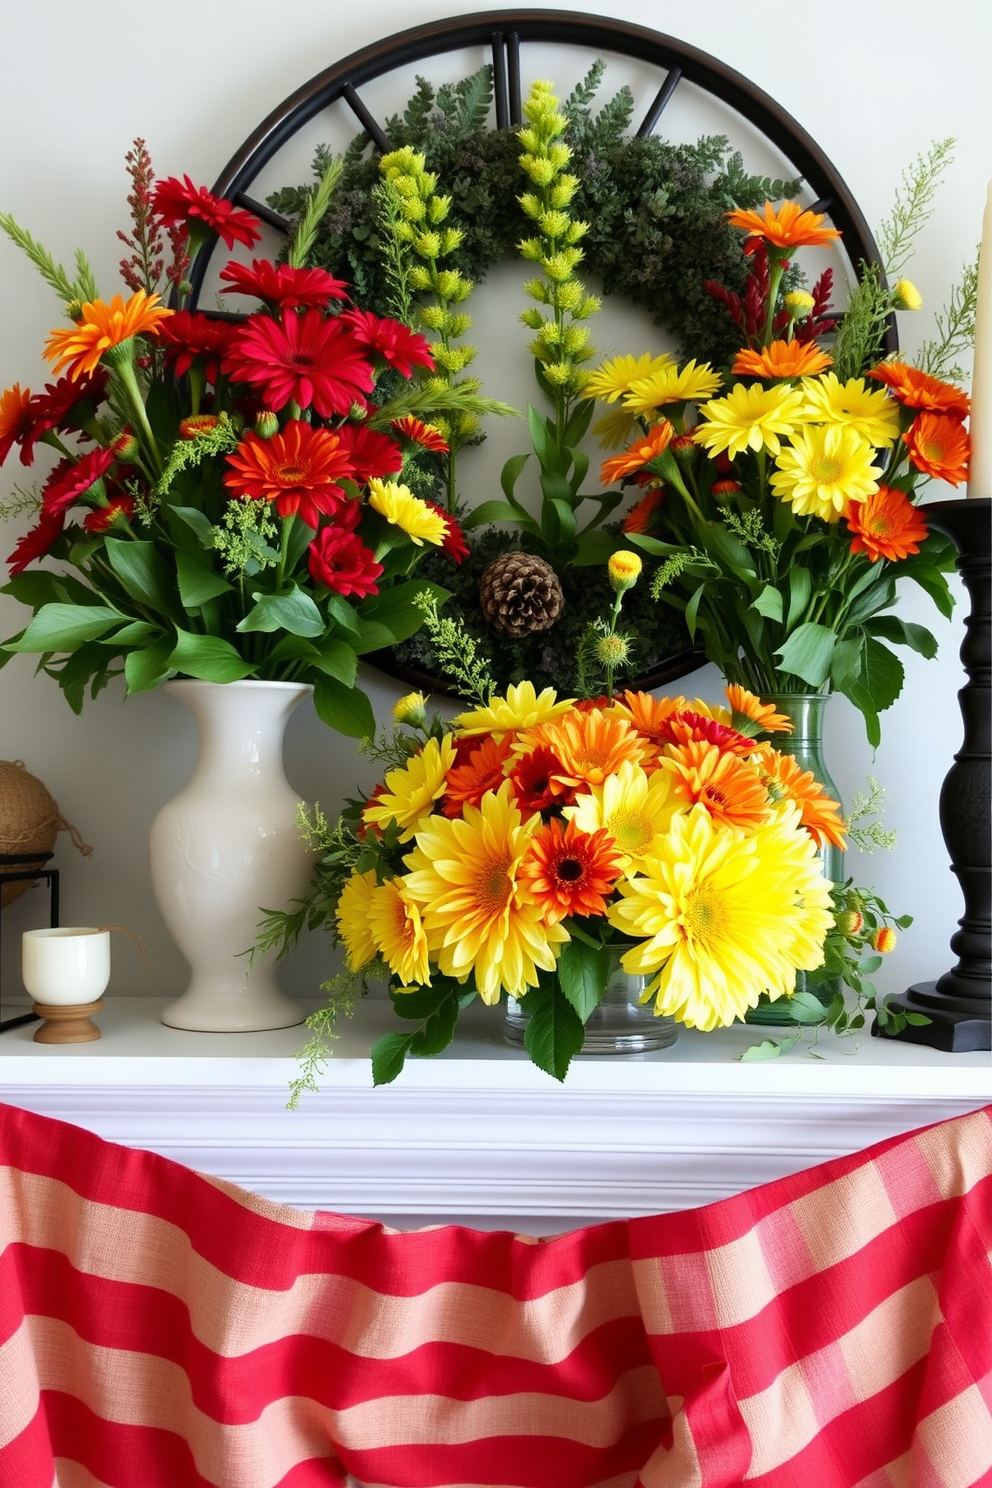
[150,679,313,1032]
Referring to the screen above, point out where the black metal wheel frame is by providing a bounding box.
[190,10,893,696]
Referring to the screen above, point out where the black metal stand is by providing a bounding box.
[0,852,60,1032]
[874,498,991,1051]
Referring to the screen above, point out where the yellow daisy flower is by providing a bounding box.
[623,360,722,415]
[799,373,901,447]
[593,405,640,449]
[362,734,457,840]
[453,680,574,738]
[584,352,676,403]
[401,782,568,1003]
[692,382,807,460]
[565,759,681,877]
[607,805,833,1030]
[367,478,448,546]
[335,869,379,971]
[367,877,431,986]
[770,424,882,522]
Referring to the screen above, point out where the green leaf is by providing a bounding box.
[237,586,325,638]
[176,552,232,610]
[521,976,585,1082]
[107,621,158,646]
[557,940,609,1022]
[527,404,558,472]
[866,615,939,658]
[168,504,218,547]
[167,629,255,683]
[465,499,533,530]
[562,398,594,447]
[104,537,175,615]
[904,1012,933,1026]
[371,1031,416,1085]
[351,620,397,655]
[697,523,755,579]
[774,622,837,687]
[359,581,446,645]
[313,676,375,739]
[740,1039,786,1061]
[751,585,784,622]
[786,567,812,629]
[3,602,124,654]
[787,991,831,1025]
[573,530,620,565]
[544,496,576,547]
[125,637,175,694]
[499,451,531,502]
[310,638,358,687]
[830,635,864,690]
[838,637,905,728]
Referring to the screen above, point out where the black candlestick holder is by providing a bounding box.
[874,497,991,1051]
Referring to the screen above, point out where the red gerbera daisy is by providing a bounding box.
[392,415,450,453]
[903,412,970,486]
[518,817,625,924]
[41,447,116,517]
[307,524,382,599]
[158,311,235,383]
[508,744,570,813]
[335,423,404,483]
[219,259,350,309]
[659,708,753,756]
[867,360,970,421]
[7,509,65,575]
[222,310,376,418]
[152,175,261,250]
[340,308,435,378]
[223,422,355,527]
[25,370,108,452]
[83,495,136,533]
[423,500,469,563]
[441,735,514,817]
[847,486,929,562]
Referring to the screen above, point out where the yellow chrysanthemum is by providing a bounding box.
[367,478,448,546]
[692,382,807,459]
[607,805,833,1030]
[367,877,431,985]
[44,290,174,381]
[770,424,882,522]
[565,760,681,877]
[362,734,457,840]
[799,373,900,447]
[623,360,723,414]
[335,869,379,971]
[453,681,574,738]
[585,352,676,403]
[401,782,568,1003]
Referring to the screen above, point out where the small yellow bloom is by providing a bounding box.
[362,734,457,841]
[393,691,427,728]
[367,877,432,986]
[335,869,379,972]
[607,550,642,593]
[367,478,448,547]
[892,278,923,311]
[785,290,815,319]
[874,926,898,954]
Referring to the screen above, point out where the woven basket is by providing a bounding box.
[0,760,92,907]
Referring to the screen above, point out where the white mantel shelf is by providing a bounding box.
[2,997,989,1232]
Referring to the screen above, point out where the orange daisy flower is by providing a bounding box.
[44,291,174,381]
[760,748,847,850]
[622,486,666,534]
[0,383,34,465]
[600,421,673,486]
[662,708,754,757]
[392,415,450,453]
[441,734,514,817]
[536,709,652,793]
[726,201,842,250]
[903,412,970,486]
[867,361,970,421]
[508,743,571,813]
[724,685,794,737]
[847,486,929,563]
[661,740,771,832]
[518,818,625,924]
[732,340,833,379]
[611,690,685,760]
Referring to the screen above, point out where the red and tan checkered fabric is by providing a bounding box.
[1,1101,990,1488]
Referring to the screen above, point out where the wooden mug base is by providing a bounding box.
[32,1000,103,1043]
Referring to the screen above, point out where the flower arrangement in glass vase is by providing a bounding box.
[258,562,857,1092]
[0,142,500,735]
[589,154,972,747]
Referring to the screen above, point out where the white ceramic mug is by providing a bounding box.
[22,927,111,1005]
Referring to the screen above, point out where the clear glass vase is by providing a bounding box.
[745,691,844,1027]
[504,942,679,1055]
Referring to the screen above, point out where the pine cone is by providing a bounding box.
[478,552,565,638]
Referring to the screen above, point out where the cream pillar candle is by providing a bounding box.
[968,180,992,497]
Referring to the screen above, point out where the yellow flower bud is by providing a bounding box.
[873,926,898,954]
[835,909,864,938]
[784,290,815,320]
[393,691,427,728]
[607,550,643,593]
[893,278,923,311]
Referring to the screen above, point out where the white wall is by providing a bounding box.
[1,0,989,1010]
